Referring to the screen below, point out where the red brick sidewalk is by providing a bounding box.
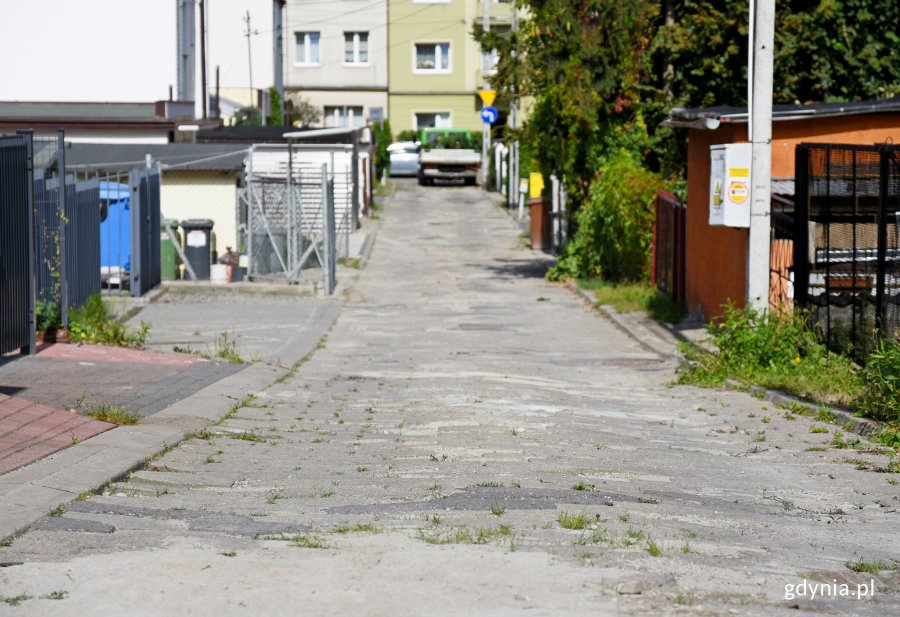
[0,394,115,476]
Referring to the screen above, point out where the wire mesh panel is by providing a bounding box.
[794,144,900,359]
[0,132,35,356]
[240,145,346,293]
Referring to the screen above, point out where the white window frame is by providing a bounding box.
[413,42,451,74]
[413,112,452,131]
[325,105,365,129]
[294,31,321,66]
[343,31,369,66]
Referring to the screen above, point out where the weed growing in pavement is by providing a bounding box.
[842,458,900,473]
[623,528,645,546]
[42,591,68,600]
[229,432,267,443]
[846,560,897,574]
[572,481,595,491]
[417,525,513,546]
[77,491,93,501]
[335,523,380,534]
[49,503,65,517]
[677,304,861,407]
[491,502,506,516]
[674,590,696,606]
[1,594,32,606]
[646,537,662,556]
[557,511,590,530]
[831,431,862,449]
[83,402,139,425]
[67,293,150,348]
[292,535,330,549]
[810,425,829,434]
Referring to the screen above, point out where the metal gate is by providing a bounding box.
[652,190,686,305]
[129,166,161,296]
[0,131,36,356]
[794,143,900,358]
[238,145,344,294]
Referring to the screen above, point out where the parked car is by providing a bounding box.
[388,141,421,177]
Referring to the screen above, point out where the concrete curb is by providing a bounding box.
[564,281,887,441]
[565,281,678,359]
[0,364,280,541]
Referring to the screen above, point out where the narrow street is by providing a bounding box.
[1,182,897,616]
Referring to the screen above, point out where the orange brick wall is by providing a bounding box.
[684,112,900,321]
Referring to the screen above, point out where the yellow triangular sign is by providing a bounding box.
[479,90,497,107]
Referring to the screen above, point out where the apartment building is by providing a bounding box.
[282,0,514,132]
[284,0,389,128]
[388,0,514,134]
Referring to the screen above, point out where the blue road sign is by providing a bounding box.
[480,106,498,124]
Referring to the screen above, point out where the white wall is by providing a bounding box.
[161,172,238,259]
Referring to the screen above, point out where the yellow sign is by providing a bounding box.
[529,172,544,198]
[479,90,497,107]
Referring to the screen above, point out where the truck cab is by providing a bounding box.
[417,128,481,186]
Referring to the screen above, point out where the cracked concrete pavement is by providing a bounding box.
[1,180,898,616]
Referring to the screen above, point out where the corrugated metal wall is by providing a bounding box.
[0,132,36,356]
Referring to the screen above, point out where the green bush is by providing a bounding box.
[371,120,393,182]
[35,299,61,331]
[678,304,862,407]
[856,337,900,424]
[548,153,664,282]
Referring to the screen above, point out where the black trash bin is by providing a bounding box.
[180,219,214,280]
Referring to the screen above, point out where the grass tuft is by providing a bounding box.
[83,403,139,425]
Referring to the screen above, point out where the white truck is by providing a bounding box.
[417,128,481,186]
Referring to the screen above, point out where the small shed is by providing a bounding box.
[662,97,900,321]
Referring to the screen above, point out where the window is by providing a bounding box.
[414,112,451,130]
[344,32,369,64]
[324,106,365,128]
[295,32,320,65]
[414,43,450,73]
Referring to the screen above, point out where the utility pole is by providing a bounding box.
[273,1,286,126]
[508,6,519,210]
[244,11,258,118]
[747,0,775,312]
[199,0,207,119]
[481,0,490,186]
[215,65,221,120]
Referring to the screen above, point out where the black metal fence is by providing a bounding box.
[652,190,686,306]
[72,165,162,298]
[33,134,101,322]
[0,131,36,356]
[794,143,900,359]
[129,166,161,296]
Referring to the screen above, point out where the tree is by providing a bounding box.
[268,86,283,126]
[285,95,322,128]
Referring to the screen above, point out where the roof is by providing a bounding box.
[663,96,900,129]
[199,125,366,145]
[63,143,249,173]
